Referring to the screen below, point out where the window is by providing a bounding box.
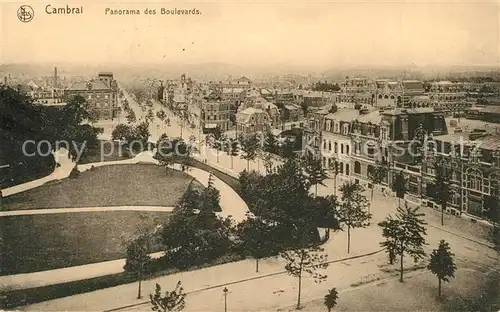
[334,142,338,153]
[346,145,350,155]
[367,164,375,177]
[328,142,332,151]
[367,145,375,158]
[354,161,361,174]
[341,144,344,154]
[323,140,327,149]
[346,164,350,176]
[340,162,344,174]
[343,124,349,135]
[381,128,388,140]
[467,169,483,192]
[335,122,340,133]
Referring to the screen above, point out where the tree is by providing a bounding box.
[434,159,452,226]
[393,170,408,208]
[483,183,500,224]
[324,288,339,312]
[112,124,133,142]
[427,240,457,298]
[310,195,340,239]
[201,172,221,212]
[281,245,328,310]
[161,182,233,268]
[280,138,296,159]
[126,110,136,123]
[236,214,279,272]
[338,181,371,254]
[239,133,260,171]
[368,160,389,209]
[225,138,239,169]
[87,106,100,125]
[124,235,151,299]
[303,154,329,197]
[264,131,278,154]
[155,136,190,175]
[262,152,274,175]
[150,281,186,312]
[330,159,341,196]
[378,203,427,282]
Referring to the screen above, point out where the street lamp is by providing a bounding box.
[223,287,228,312]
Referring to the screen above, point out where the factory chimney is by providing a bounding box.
[54,67,58,88]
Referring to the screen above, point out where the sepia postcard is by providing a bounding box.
[0,0,499,311]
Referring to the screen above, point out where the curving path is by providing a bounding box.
[2,149,75,197]
[1,150,249,291]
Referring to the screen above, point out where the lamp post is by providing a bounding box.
[223,287,228,312]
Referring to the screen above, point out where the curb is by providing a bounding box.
[427,223,495,249]
[102,248,385,312]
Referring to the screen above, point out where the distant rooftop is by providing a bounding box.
[67,81,110,91]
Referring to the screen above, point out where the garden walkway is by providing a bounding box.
[1,151,249,290]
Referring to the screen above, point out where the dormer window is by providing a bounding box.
[343,124,349,135]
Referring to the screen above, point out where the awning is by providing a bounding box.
[204,123,218,129]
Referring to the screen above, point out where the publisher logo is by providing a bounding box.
[17,5,34,22]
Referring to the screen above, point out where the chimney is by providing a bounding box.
[54,67,58,88]
[4,76,7,85]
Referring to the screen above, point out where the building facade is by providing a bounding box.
[65,76,118,120]
[421,130,500,220]
[200,95,231,131]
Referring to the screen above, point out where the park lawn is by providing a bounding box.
[79,140,131,164]
[3,164,203,211]
[0,211,170,275]
[283,258,500,312]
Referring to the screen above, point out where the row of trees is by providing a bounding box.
[111,122,151,155]
[379,204,458,298]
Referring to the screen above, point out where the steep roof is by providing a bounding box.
[236,107,269,123]
[325,108,359,122]
[383,107,435,115]
[356,110,382,124]
[434,132,500,150]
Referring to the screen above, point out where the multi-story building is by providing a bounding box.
[465,106,500,123]
[236,94,280,135]
[338,77,375,105]
[374,80,425,108]
[303,91,330,108]
[65,73,118,120]
[421,129,500,220]
[200,94,231,131]
[425,81,469,111]
[305,107,448,197]
[282,104,304,122]
[320,109,359,182]
[337,77,426,108]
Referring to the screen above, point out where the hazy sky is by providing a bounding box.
[1,0,499,67]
